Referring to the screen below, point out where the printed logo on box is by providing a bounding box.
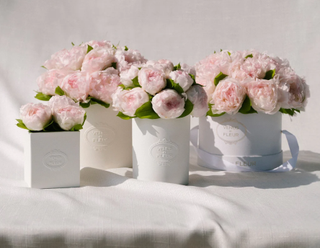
[150,138,179,166]
[43,149,68,170]
[216,119,247,144]
[85,123,116,151]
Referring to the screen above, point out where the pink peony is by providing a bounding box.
[48,95,78,110]
[83,40,113,49]
[211,78,246,115]
[37,69,74,96]
[245,78,280,114]
[169,70,194,92]
[20,103,52,131]
[277,68,310,110]
[153,59,174,77]
[151,89,185,119]
[138,67,166,95]
[88,68,121,104]
[49,95,85,130]
[186,85,209,117]
[195,50,231,87]
[180,63,196,75]
[119,65,140,87]
[112,87,149,117]
[44,46,87,71]
[60,72,90,102]
[229,51,277,82]
[81,47,115,73]
[115,47,147,72]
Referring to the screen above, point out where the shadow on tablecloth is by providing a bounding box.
[188,150,320,189]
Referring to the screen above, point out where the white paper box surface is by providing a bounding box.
[80,105,132,170]
[24,131,80,188]
[198,113,283,171]
[132,117,190,184]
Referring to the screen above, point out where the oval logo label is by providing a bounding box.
[43,150,67,170]
[150,138,179,165]
[85,124,116,147]
[216,120,247,144]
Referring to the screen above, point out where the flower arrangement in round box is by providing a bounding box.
[113,60,208,184]
[17,95,86,188]
[34,40,147,170]
[193,50,309,172]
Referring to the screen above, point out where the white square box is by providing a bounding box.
[24,131,80,188]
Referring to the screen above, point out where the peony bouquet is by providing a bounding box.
[35,40,147,109]
[112,60,208,119]
[195,50,310,116]
[17,95,86,132]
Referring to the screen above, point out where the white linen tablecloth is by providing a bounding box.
[1,150,320,248]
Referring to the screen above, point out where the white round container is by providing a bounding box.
[198,112,283,171]
[132,117,190,184]
[80,105,132,170]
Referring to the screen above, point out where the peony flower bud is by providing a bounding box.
[20,103,52,131]
[112,87,149,117]
[186,85,209,117]
[151,89,185,119]
[169,70,194,92]
[138,67,166,95]
[120,65,140,87]
[277,68,310,110]
[49,95,85,130]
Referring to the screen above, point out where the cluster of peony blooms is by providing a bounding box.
[36,40,147,108]
[112,60,208,119]
[17,96,86,131]
[195,50,310,116]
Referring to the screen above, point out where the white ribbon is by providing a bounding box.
[190,126,299,172]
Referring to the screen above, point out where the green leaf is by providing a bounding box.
[227,51,231,56]
[239,95,258,114]
[80,101,91,108]
[82,112,87,125]
[124,46,129,51]
[132,76,141,87]
[178,99,193,118]
[90,98,110,108]
[41,65,47,69]
[166,78,184,94]
[71,42,75,46]
[135,101,160,119]
[111,62,117,69]
[112,44,117,49]
[245,54,253,59]
[173,63,181,71]
[214,72,228,86]
[264,69,276,80]
[43,119,54,130]
[35,92,52,101]
[117,112,133,120]
[16,119,29,130]
[70,124,83,131]
[55,86,65,96]
[87,44,93,53]
[279,108,300,116]
[206,106,226,117]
